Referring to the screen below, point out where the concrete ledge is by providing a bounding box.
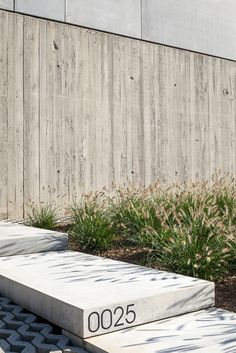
[0,222,68,256]
[84,308,236,353]
[0,251,214,338]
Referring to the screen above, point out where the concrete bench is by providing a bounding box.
[0,250,214,339]
[0,222,68,256]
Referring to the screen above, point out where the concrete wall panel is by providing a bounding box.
[0,0,13,11]
[15,0,65,21]
[1,10,236,219]
[66,0,141,38]
[142,0,236,60]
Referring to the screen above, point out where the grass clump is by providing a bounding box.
[109,187,164,245]
[143,214,234,281]
[26,204,58,230]
[107,177,236,280]
[70,193,114,252]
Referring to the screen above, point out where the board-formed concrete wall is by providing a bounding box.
[1,1,236,60]
[0,10,236,219]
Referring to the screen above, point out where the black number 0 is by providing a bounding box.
[101,309,113,330]
[88,312,100,333]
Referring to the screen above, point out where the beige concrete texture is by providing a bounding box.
[0,251,214,338]
[1,10,236,219]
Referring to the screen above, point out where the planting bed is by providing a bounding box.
[215,276,236,312]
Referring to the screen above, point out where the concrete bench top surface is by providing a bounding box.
[0,250,214,338]
[84,308,236,353]
[0,221,68,255]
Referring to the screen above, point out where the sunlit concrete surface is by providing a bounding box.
[0,222,68,256]
[0,251,214,338]
[85,308,236,353]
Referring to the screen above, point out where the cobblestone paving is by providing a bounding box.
[0,295,87,353]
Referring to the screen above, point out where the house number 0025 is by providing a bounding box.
[88,304,136,333]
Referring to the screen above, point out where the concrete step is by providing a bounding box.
[0,222,68,256]
[83,308,236,353]
[0,251,214,338]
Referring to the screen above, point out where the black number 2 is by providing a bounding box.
[114,306,124,327]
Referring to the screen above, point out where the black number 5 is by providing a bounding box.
[125,304,136,324]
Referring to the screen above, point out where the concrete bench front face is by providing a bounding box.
[0,250,214,338]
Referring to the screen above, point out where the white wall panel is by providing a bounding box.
[15,0,65,21]
[66,0,141,38]
[0,0,13,11]
[142,0,236,60]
